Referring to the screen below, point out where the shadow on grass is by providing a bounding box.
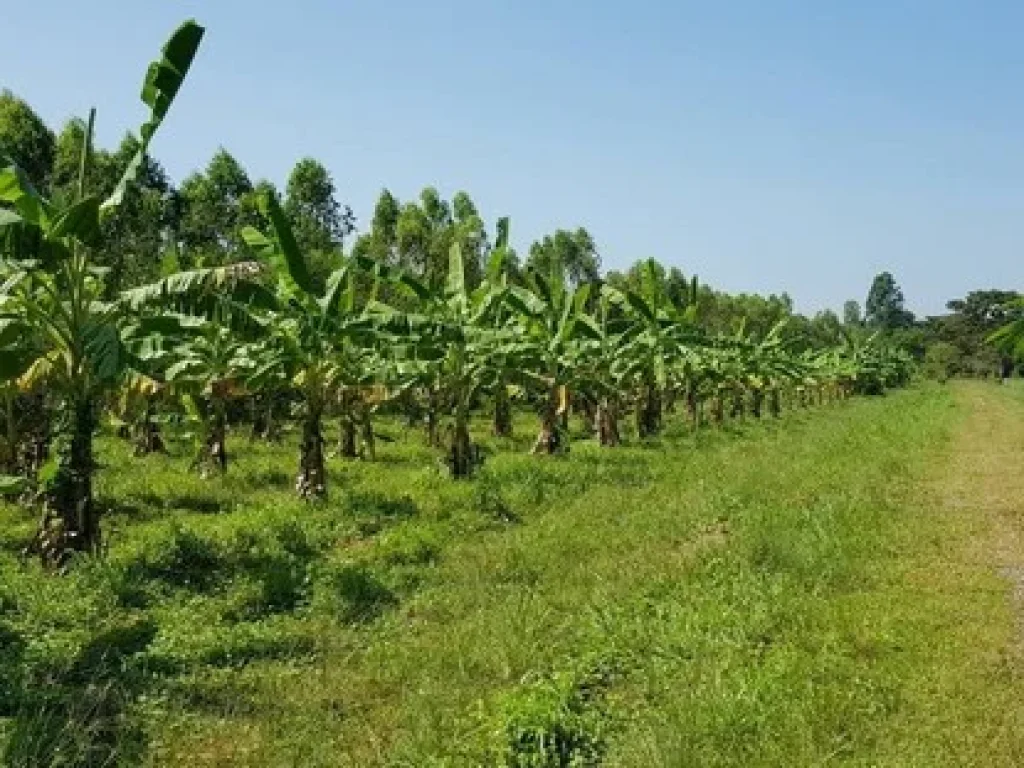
[246,468,293,490]
[135,491,229,516]
[344,490,419,537]
[3,619,157,768]
[312,562,397,623]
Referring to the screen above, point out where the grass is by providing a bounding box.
[2,383,1024,765]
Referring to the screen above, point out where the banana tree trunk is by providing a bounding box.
[711,393,725,425]
[358,402,375,461]
[532,386,566,455]
[769,387,782,418]
[686,383,698,428]
[250,394,280,442]
[38,396,97,565]
[339,416,357,458]
[399,389,421,429]
[337,391,358,458]
[448,409,476,478]
[637,382,662,439]
[195,404,227,477]
[730,387,745,419]
[493,386,513,438]
[297,409,326,500]
[597,398,620,447]
[578,396,596,438]
[664,386,677,414]
[134,398,165,456]
[425,388,440,447]
[23,394,49,482]
[0,391,16,474]
[751,388,764,419]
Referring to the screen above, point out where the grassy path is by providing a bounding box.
[870,381,1024,767]
[155,383,1024,766]
[606,381,1024,767]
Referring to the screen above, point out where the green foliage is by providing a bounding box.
[865,271,915,330]
[0,90,55,192]
[922,341,958,382]
[0,18,206,560]
[177,149,255,265]
[843,299,862,326]
[526,227,600,289]
[283,157,354,266]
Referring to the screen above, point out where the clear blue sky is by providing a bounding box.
[7,1,1024,316]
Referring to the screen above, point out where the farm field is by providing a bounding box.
[3,381,1024,766]
[5,12,1024,768]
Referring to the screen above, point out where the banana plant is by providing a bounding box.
[0,20,204,562]
[370,242,512,477]
[164,321,259,477]
[721,319,793,419]
[240,190,414,498]
[570,293,645,447]
[108,361,168,457]
[485,217,518,438]
[505,259,601,455]
[602,261,694,439]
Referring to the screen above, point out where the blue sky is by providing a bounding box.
[6,1,1024,316]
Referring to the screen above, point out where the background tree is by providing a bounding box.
[0,90,54,191]
[50,118,117,203]
[100,134,179,292]
[933,289,1023,376]
[843,300,862,326]
[526,228,600,289]
[178,148,253,265]
[352,188,400,266]
[283,157,355,253]
[606,260,697,315]
[865,271,915,330]
[389,187,491,294]
[451,191,487,290]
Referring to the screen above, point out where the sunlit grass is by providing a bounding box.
[3,385,1024,766]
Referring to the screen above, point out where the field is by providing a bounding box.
[2,381,1023,766]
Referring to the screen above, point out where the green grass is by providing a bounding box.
[2,384,1023,766]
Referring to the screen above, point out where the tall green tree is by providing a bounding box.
[865,271,914,330]
[284,157,355,253]
[100,134,178,291]
[178,148,253,264]
[943,289,1022,376]
[451,191,487,290]
[843,300,862,326]
[352,190,400,264]
[0,90,54,191]
[526,228,600,289]
[49,118,109,203]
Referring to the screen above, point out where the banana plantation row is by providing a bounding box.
[0,21,913,566]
